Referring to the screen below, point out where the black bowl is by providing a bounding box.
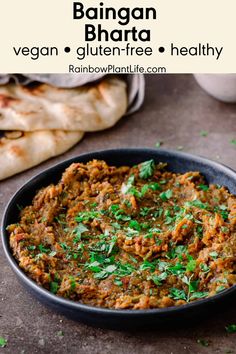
[2,148,236,329]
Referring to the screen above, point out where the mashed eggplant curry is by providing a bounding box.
[8,160,236,309]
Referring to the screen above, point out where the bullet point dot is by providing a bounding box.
[64,47,71,53]
[159,47,165,53]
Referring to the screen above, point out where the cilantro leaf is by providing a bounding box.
[200,130,208,137]
[197,339,209,347]
[230,139,236,146]
[186,259,197,272]
[75,210,100,222]
[169,288,187,301]
[168,263,186,275]
[114,278,123,286]
[225,324,236,333]
[115,262,135,277]
[160,189,173,201]
[129,220,141,231]
[185,199,209,210]
[199,184,209,191]
[190,291,208,300]
[216,285,226,293]
[140,260,157,272]
[200,264,210,273]
[38,244,51,253]
[72,223,88,243]
[209,251,218,259]
[0,337,7,348]
[149,182,161,191]
[139,160,155,179]
[57,330,64,337]
[155,141,162,148]
[149,272,168,286]
[122,175,135,194]
[50,281,59,294]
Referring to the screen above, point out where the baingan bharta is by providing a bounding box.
[8,160,236,309]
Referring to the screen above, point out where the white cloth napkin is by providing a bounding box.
[0,74,145,114]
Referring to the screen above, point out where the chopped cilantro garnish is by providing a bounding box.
[125,227,139,238]
[160,189,173,201]
[72,223,88,243]
[122,175,135,194]
[109,205,131,221]
[216,285,226,293]
[59,242,71,251]
[69,276,76,290]
[221,226,229,233]
[230,139,236,146]
[155,238,162,246]
[87,260,101,273]
[186,259,197,272]
[200,130,208,137]
[200,264,210,273]
[170,288,187,301]
[225,324,236,333]
[153,208,163,218]
[75,210,100,222]
[209,251,218,259]
[158,261,169,271]
[180,275,208,301]
[0,337,7,348]
[196,225,203,238]
[54,214,67,225]
[129,220,141,231]
[140,260,157,272]
[140,184,150,197]
[114,278,123,286]
[149,272,168,286]
[111,222,121,230]
[50,281,59,294]
[144,232,154,239]
[124,200,132,208]
[139,160,155,179]
[129,255,138,264]
[115,262,135,277]
[38,244,51,253]
[28,245,36,251]
[181,224,188,229]
[140,207,151,217]
[166,245,187,260]
[148,182,161,191]
[49,251,57,257]
[214,205,229,221]
[185,199,209,210]
[94,265,117,280]
[168,263,186,275]
[197,339,209,347]
[190,291,208,300]
[155,141,162,148]
[199,184,209,191]
[57,330,64,337]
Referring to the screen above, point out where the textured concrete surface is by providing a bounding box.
[1,74,236,354]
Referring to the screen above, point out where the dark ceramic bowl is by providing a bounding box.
[2,148,236,329]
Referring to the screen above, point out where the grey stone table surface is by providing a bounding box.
[1,74,236,354]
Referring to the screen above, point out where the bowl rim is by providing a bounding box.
[2,147,236,317]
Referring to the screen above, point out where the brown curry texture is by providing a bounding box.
[8,160,236,309]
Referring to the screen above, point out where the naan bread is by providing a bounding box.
[0,77,127,132]
[0,130,84,180]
